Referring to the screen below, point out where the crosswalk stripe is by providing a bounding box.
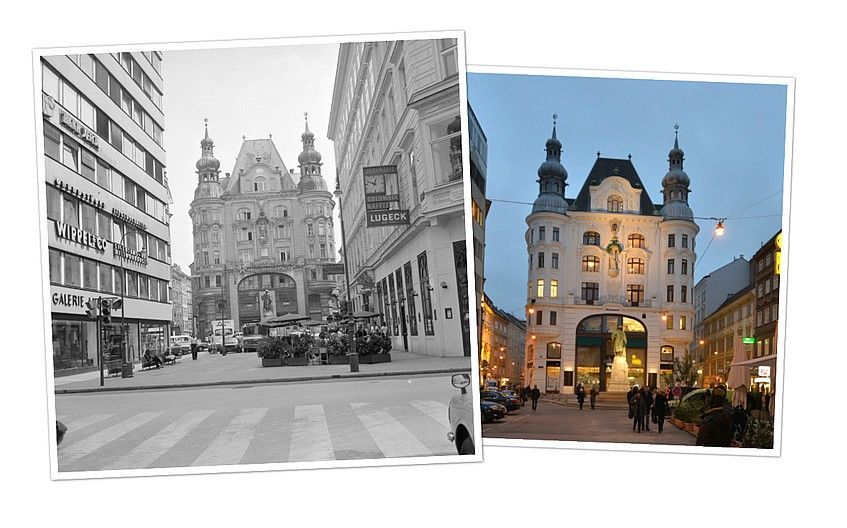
[289,405,335,462]
[410,400,450,430]
[58,412,163,468]
[103,410,215,470]
[351,403,432,458]
[63,414,115,433]
[192,408,268,467]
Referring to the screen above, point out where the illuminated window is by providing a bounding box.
[550,279,558,298]
[582,255,600,272]
[537,279,545,298]
[583,231,601,246]
[627,257,645,275]
[628,233,645,248]
[607,195,623,212]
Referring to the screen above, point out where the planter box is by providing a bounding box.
[684,422,697,433]
[327,355,349,365]
[261,358,283,367]
[360,352,391,364]
[283,357,309,366]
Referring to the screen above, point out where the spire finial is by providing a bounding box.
[674,123,679,149]
[304,111,310,133]
[552,113,558,139]
[204,117,209,139]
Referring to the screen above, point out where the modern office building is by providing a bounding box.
[524,122,698,392]
[170,264,193,335]
[41,51,171,375]
[469,104,489,349]
[189,119,338,340]
[327,39,470,357]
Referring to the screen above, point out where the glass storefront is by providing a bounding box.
[52,320,97,371]
[575,314,647,391]
[545,361,561,393]
[52,318,168,373]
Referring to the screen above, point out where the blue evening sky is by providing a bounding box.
[468,72,788,317]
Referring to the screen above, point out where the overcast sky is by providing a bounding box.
[163,43,340,272]
[468,72,788,318]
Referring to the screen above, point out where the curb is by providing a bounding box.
[55,367,471,395]
[542,399,630,410]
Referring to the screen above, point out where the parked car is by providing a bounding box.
[499,390,523,407]
[447,373,475,455]
[168,334,192,356]
[481,400,507,423]
[480,390,520,412]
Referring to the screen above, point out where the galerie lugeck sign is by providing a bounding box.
[363,165,410,227]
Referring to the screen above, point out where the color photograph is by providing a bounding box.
[469,66,792,454]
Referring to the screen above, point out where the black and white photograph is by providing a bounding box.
[35,31,481,478]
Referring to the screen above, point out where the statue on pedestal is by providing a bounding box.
[611,325,627,356]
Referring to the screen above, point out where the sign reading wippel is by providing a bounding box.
[363,165,409,227]
[54,220,107,252]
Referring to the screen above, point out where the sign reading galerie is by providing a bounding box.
[363,165,409,227]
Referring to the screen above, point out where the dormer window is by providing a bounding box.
[238,209,252,221]
[253,177,267,192]
[607,195,623,212]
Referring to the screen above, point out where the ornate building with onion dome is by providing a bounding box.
[189,116,338,340]
[524,120,698,393]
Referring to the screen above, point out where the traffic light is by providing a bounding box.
[101,299,111,325]
[84,299,99,319]
[111,298,123,312]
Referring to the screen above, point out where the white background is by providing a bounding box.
[2,1,843,525]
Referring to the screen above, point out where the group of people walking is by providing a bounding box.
[627,385,670,433]
[575,384,598,410]
[519,385,542,411]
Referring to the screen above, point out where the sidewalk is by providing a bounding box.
[54,350,472,394]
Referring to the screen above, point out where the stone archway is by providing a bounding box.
[574,314,647,392]
[237,272,298,327]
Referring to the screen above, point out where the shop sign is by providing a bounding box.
[113,243,148,266]
[112,208,146,232]
[50,286,98,315]
[363,165,409,227]
[742,337,756,344]
[322,263,345,279]
[775,231,782,275]
[54,179,105,210]
[54,220,107,252]
[758,366,771,377]
[754,377,771,384]
[59,111,99,150]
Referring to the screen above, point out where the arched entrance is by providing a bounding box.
[575,314,647,391]
[237,273,298,327]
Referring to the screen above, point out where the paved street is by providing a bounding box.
[56,373,462,472]
[54,350,471,392]
[483,397,696,446]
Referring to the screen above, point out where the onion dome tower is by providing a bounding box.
[532,114,569,214]
[659,124,693,219]
[297,112,326,191]
[196,118,221,183]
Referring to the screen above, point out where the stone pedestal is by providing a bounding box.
[608,354,630,392]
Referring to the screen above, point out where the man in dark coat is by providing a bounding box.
[589,386,598,410]
[642,386,654,431]
[696,385,733,447]
[576,384,586,410]
[631,392,646,433]
[530,385,541,411]
[652,387,670,433]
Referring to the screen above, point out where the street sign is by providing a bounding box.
[758,366,771,377]
[742,337,756,344]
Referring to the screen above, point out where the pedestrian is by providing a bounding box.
[696,385,733,447]
[630,391,646,433]
[589,386,598,410]
[642,386,654,431]
[190,335,198,361]
[530,385,541,411]
[519,386,527,407]
[652,387,669,433]
[576,384,586,410]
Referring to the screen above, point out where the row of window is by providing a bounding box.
[140,51,163,77]
[45,122,169,225]
[667,258,690,275]
[100,52,163,110]
[756,304,779,326]
[46,185,170,263]
[42,67,167,186]
[757,276,779,297]
[377,252,434,337]
[46,60,163,151]
[666,285,689,303]
[49,248,169,302]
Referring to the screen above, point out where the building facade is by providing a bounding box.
[189,120,338,340]
[480,294,526,388]
[469,104,489,349]
[701,286,755,387]
[41,51,172,375]
[691,256,750,372]
[748,230,781,410]
[170,264,193,335]
[327,39,470,357]
[524,122,698,393]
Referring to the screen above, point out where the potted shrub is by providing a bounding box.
[256,336,285,367]
[326,333,350,365]
[741,418,774,449]
[283,335,311,366]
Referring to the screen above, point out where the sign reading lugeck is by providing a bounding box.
[363,165,409,227]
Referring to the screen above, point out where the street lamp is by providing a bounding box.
[334,175,359,373]
[117,228,147,362]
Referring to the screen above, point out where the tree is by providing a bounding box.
[663,349,698,387]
